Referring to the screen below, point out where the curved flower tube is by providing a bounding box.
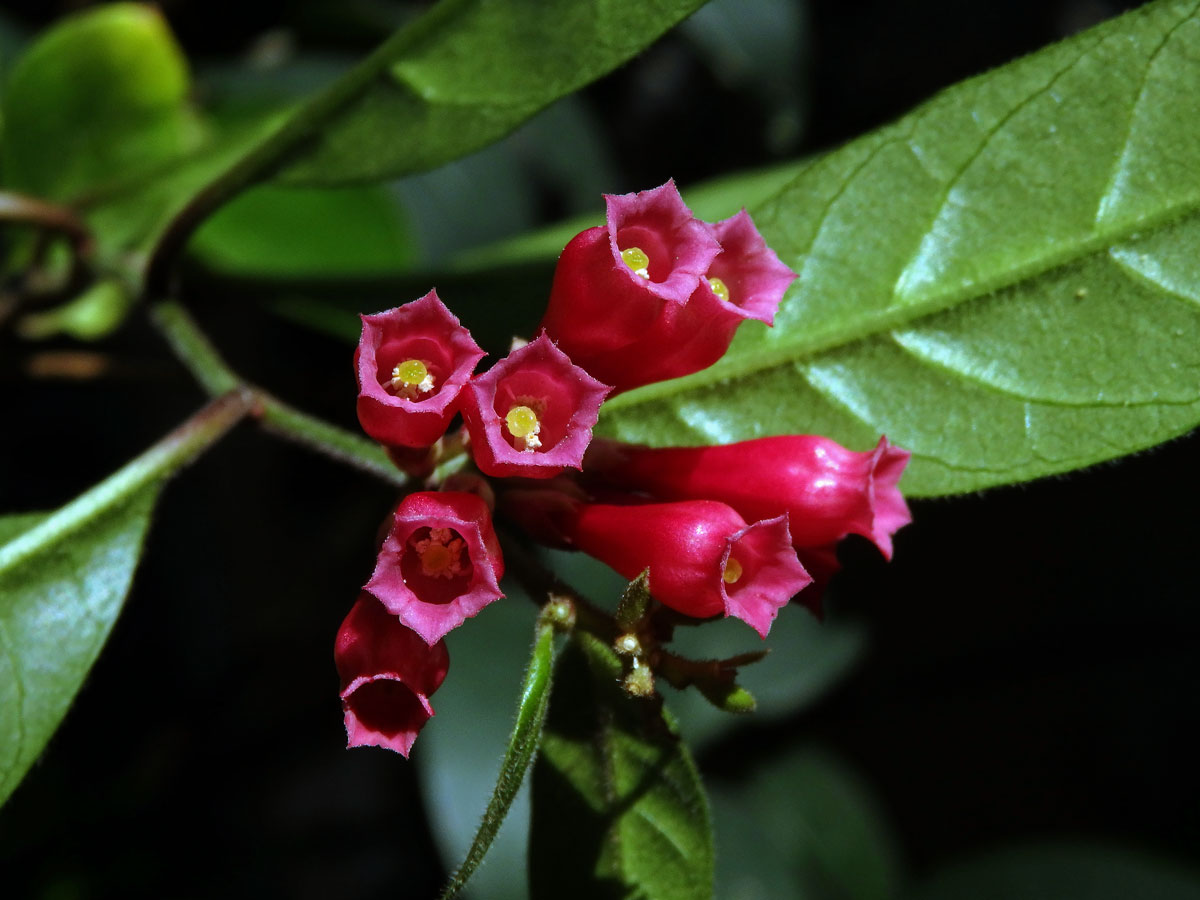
[589,210,797,392]
[562,498,811,637]
[588,435,911,557]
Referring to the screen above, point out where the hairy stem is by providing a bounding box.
[150,300,408,488]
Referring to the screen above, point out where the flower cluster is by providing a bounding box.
[334,181,912,755]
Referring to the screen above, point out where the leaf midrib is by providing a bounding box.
[605,0,1200,415]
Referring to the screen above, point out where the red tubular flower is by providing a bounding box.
[562,499,811,637]
[590,210,798,392]
[364,491,505,645]
[588,435,911,558]
[460,334,611,479]
[334,593,450,757]
[538,180,721,371]
[355,290,485,448]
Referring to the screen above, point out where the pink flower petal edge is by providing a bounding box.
[355,290,485,449]
[460,334,611,480]
[364,491,505,645]
[720,514,813,638]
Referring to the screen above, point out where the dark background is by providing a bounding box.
[3,0,1198,897]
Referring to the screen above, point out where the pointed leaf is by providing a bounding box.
[0,485,159,807]
[438,620,557,900]
[0,394,248,807]
[530,633,713,900]
[599,0,1200,497]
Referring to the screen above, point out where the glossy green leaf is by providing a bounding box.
[0,487,158,808]
[0,4,200,201]
[437,620,556,900]
[909,843,1200,900]
[709,746,902,900]
[272,0,713,186]
[599,0,1200,497]
[0,394,248,808]
[190,183,416,277]
[530,633,713,900]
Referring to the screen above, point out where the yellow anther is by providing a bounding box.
[392,359,429,386]
[390,359,435,399]
[621,246,651,280]
[723,557,744,584]
[708,277,730,304]
[505,405,540,439]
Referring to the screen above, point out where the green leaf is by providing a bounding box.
[438,620,557,900]
[144,0,714,289]
[0,3,201,201]
[0,393,249,808]
[272,0,714,187]
[189,183,416,278]
[909,843,1200,900]
[530,633,713,900]
[599,0,1200,497]
[0,486,157,808]
[709,746,902,900]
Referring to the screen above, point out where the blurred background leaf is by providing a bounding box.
[417,592,541,900]
[0,4,202,202]
[908,843,1200,900]
[708,744,903,900]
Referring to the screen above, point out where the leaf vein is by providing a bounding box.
[892,29,1108,301]
[1093,0,1200,225]
[887,330,1200,409]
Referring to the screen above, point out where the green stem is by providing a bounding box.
[143,0,469,295]
[437,619,557,900]
[150,300,240,396]
[257,396,406,486]
[150,300,408,488]
[0,390,250,571]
